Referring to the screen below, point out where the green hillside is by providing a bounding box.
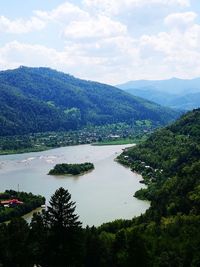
[118,108,200,217]
[0,66,179,136]
[96,108,200,266]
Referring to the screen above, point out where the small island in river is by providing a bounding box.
[48,162,94,176]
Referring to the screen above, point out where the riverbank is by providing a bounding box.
[93,135,149,146]
[0,146,50,155]
[0,124,152,155]
[0,144,149,226]
[92,138,136,146]
[0,138,137,155]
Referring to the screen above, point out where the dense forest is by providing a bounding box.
[118,108,200,214]
[48,162,94,176]
[0,109,200,266]
[0,66,180,136]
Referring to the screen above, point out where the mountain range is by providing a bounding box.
[117,78,200,110]
[0,66,179,136]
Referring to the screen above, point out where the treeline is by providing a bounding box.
[49,162,94,175]
[1,188,200,266]
[0,190,45,223]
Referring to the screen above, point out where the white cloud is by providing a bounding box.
[1,0,199,83]
[0,16,46,34]
[0,41,111,79]
[164,12,197,30]
[0,41,73,69]
[0,39,139,83]
[35,2,89,23]
[135,20,200,78]
[83,0,190,15]
[2,14,200,85]
[35,2,127,41]
[63,15,127,39]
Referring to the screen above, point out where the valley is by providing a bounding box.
[0,67,199,266]
[1,0,200,265]
[0,144,149,226]
[0,108,199,266]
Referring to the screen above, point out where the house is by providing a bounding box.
[0,199,24,207]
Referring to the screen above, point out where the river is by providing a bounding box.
[0,144,149,226]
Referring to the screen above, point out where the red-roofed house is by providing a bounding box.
[0,199,23,207]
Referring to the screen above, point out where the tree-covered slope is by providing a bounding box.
[0,66,179,136]
[118,108,200,218]
[169,92,200,110]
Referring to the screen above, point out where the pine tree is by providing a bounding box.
[47,187,82,229]
[44,187,83,267]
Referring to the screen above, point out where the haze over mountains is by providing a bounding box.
[0,67,179,137]
[117,78,200,110]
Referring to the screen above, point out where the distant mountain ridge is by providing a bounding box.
[0,66,179,136]
[117,78,200,110]
[117,77,200,94]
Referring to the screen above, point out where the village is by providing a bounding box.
[0,121,153,154]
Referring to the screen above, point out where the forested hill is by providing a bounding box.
[0,66,179,136]
[118,108,200,218]
[92,108,200,266]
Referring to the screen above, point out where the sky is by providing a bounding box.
[0,0,200,84]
